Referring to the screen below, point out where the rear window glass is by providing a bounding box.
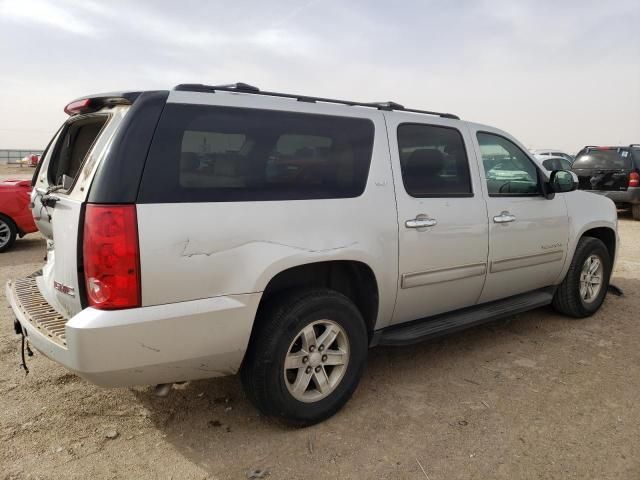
[542,157,572,171]
[48,115,108,188]
[139,104,375,202]
[573,149,632,170]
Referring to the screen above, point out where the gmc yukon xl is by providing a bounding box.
[7,83,618,425]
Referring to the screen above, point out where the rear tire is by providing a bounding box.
[241,288,368,426]
[0,215,17,253]
[552,237,611,318]
[632,204,640,221]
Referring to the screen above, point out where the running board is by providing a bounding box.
[374,288,555,347]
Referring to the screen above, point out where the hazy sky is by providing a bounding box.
[0,0,638,153]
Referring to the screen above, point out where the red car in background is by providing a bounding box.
[0,179,38,252]
[20,154,40,167]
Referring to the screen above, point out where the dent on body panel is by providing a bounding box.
[177,238,359,258]
[168,235,364,297]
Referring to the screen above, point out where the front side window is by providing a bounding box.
[139,104,375,202]
[397,124,472,197]
[477,132,540,195]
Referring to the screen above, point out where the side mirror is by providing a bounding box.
[549,170,577,195]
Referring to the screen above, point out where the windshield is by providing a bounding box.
[572,149,632,170]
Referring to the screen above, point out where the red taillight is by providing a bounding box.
[83,204,140,309]
[630,171,640,188]
[64,98,91,115]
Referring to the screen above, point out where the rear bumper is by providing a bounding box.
[6,277,261,387]
[583,187,640,205]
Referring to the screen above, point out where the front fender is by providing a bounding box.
[557,191,619,282]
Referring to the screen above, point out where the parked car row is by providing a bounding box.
[531,145,640,220]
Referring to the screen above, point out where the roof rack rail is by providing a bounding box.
[173,83,460,120]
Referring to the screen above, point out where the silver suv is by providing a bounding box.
[7,83,618,425]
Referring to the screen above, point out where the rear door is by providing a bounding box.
[386,116,489,325]
[32,109,127,317]
[572,148,633,192]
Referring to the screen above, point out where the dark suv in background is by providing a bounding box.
[572,145,640,220]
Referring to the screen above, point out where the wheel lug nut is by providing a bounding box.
[302,356,308,363]
[309,345,315,352]
[315,366,321,373]
[305,366,312,374]
[318,345,324,352]
[322,355,327,362]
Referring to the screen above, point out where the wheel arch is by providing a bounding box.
[0,212,17,230]
[253,260,380,341]
[558,222,618,284]
[581,226,616,265]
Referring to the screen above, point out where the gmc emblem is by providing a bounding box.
[53,281,75,298]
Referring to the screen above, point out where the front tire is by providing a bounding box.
[0,215,17,253]
[632,204,640,221]
[552,237,611,318]
[241,288,368,426]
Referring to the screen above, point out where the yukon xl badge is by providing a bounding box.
[53,281,75,297]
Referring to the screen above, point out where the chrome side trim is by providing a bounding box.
[490,250,564,273]
[401,262,487,289]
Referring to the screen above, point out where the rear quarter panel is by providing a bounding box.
[137,93,399,330]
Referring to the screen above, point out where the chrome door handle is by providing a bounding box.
[405,217,437,229]
[493,211,516,223]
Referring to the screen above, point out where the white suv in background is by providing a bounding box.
[7,83,618,425]
[531,149,575,164]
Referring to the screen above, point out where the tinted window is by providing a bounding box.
[139,104,374,202]
[397,124,472,197]
[542,157,572,171]
[477,132,540,195]
[573,149,632,170]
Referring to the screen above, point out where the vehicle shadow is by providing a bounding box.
[133,275,639,478]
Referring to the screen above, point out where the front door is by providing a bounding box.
[470,129,570,303]
[388,117,489,325]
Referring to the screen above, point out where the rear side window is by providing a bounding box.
[48,115,108,188]
[138,104,375,202]
[397,124,472,197]
[573,149,632,170]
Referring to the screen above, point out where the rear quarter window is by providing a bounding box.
[138,104,375,202]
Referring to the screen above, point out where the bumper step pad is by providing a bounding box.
[10,277,68,346]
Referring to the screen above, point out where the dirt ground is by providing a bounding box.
[1,164,639,479]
